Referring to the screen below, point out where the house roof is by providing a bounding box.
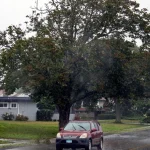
[0,97,32,102]
[0,90,32,102]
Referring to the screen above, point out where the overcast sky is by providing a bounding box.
[0,0,149,31]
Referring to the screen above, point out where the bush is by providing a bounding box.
[146,109,150,117]
[122,115,144,120]
[142,116,150,123]
[36,110,53,121]
[98,114,116,120]
[2,112,15,121]
[16,114,28,121]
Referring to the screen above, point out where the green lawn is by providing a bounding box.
[0,120,148,140]
[0,121,58,140]
[100,119,145,133]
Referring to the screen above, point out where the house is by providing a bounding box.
[0,90,38,121]
[97,97,106,108]
[0,90,75,121]
[0,96,38,121]
[75,98,107,119]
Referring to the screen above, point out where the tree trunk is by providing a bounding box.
[94,111,99,120]
[115,99,121,123]
[58,104,71,130]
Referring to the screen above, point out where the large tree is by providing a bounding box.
[0,33,98,128]
[0,0,150,127]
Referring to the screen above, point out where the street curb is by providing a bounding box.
[0,139,32,148]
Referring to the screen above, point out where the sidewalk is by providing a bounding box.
[0,139,33,148]
[0,138,56,149]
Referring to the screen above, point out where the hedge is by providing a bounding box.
[98,114,116,120]
[142,116,150,123]
[36,110,53,121]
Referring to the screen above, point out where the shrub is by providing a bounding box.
[16,114,29,121]
[98,114,116,120]
[36,110,53,121]
[146,109,150,117]
[122,115,144,120]
[141,109,150,123]
[2,112,15,121]
[142,116,150,123]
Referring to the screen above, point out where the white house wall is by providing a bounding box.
[0,102,38,121]
[18,102,38,121]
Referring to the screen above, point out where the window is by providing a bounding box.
[91,122,95,129]
[93,122,99,130]
[10,103,17,108]
[0,102,8,108]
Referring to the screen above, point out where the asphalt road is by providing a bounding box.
[1,128,150,150]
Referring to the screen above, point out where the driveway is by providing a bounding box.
[1,128,150,150]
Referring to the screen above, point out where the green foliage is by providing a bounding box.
[98,114,116,120]
[146,109,150,117]
[36,110,53,121]
[2,113,15,121]
[122,116,144,121]
[103,39,144,99]
[15,114,28,121]
[140,108,150,123]
[142,117,150,123]
[133,99,150,115]
[37,97,55,111]
[141,52,150,98]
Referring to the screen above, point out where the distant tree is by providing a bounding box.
[73,38,146,122]
[141,51,150,98]
[102,38,145,122]
[37,96,55,111]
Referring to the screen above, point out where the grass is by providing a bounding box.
[0,140,11,144]
[0,120,149,140]
[0,121,58,140]
[99,119,145,133]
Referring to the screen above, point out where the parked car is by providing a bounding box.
[56,120,103,150]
